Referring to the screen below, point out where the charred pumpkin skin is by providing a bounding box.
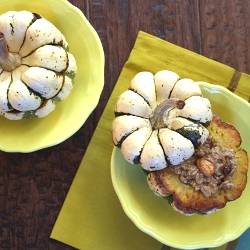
[147,114,248,215]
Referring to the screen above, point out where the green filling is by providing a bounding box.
[52,96,61,105]
[64,44,69,52]
[65,70,76,79]
[22,111,37,119]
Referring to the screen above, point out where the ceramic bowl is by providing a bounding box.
[0,0,104,152]
[111,82,250,248]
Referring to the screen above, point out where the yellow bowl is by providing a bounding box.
[111,82,250,248]
[0,0,104,152]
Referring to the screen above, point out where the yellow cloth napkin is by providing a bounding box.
[50,31,250,250]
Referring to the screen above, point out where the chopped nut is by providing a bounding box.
[200,185,212,198]
[195,172,204,184]
[219,181,234,189]
[196,159,215,177]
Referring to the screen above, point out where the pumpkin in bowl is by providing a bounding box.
[111,70,248,215]
[0,10,77,120]
[111,70,212,171]
[147,114,248,215]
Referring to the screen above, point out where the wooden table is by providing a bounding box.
[0,0,249,249]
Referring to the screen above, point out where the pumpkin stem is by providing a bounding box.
[150,99,185,130]
[0,32,21,71]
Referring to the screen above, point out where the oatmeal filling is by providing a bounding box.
[169,135,237,197]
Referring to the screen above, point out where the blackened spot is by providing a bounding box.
[33,13,42,19]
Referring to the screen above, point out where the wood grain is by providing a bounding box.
[0,0,248,249]
[200,0,250,73]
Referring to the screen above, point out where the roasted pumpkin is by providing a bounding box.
[0,10,77,120]
[111,70,212,171]
[147,114,248,215]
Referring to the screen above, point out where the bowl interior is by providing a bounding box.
[111,82,250,249]
[0,0,104,152]
[199,82,250,153]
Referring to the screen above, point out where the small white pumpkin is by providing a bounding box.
[0,10,77,120]
[111,70,213,171]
